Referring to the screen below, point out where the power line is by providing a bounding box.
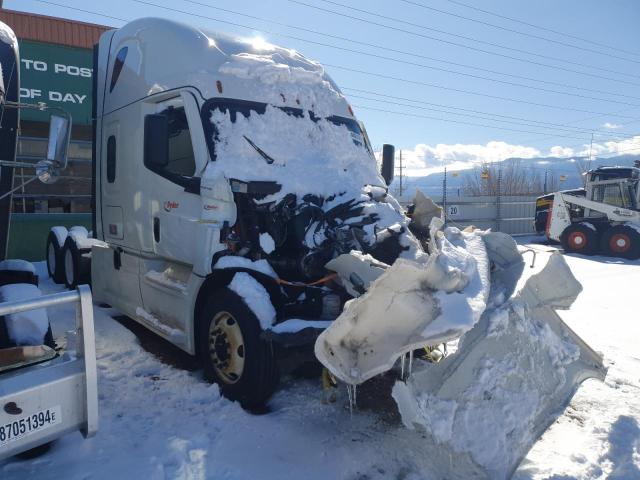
[395,0,640,65]
[29,0,640,149]
[34,0,640,119]
[289,0,640,81]
[342,87,638,137]
[443,0,640,59]
[181,0,640,98]
[351,104,604,141]
[327,63,640,118]
[33,0,127,22]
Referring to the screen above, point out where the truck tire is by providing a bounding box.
[62,237,91,289]
[46,230,66,284]
[601,225,640,260]
[197,288,278,409]
[561,223,599,256]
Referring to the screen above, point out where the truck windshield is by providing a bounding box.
[200,98,382,202]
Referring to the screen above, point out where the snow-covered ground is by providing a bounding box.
[1,249,639,479]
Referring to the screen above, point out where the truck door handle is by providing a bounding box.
[153,217,160,243]
[113,247,122,270]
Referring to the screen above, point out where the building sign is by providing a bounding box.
[17,40,93,125]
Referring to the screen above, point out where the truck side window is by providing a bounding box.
[107,135,116,183]
[144,104,200,193]
[593,184,624,207]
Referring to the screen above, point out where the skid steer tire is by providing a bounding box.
[46,230,66,284]
[197,288,279,410]
[561,222,599,256]
[62,237,92,290]
[601,225,640,260]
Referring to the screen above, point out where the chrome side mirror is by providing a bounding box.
[46,114,71,169]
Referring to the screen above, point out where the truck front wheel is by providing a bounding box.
[197,288,278,409]
[561,223,599,256]
[601,225,640,259]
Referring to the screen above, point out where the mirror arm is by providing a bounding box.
[0,175,39,201]
[0,160,40,169]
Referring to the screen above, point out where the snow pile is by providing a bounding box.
[228,272,276,329]
[135,307,185,343]
[315,226,495,385]
[206,105,382,204]
[50,226,68,246]
[218,51,342,116]
[0,22,17,49]
[213,256,277,278]
[0,259,36,274]
[391,252,605,480]
[0,283,49,345]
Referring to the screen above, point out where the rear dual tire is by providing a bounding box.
[46,230,67,284]
[62,237,92,289]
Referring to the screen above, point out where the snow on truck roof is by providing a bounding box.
[101,17,351,118]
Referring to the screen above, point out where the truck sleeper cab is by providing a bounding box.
[91,18,419,408]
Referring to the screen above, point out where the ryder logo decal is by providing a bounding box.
[203,204,218,211]
[163,201,179,212]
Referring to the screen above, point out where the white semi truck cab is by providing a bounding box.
[86,18,419,407]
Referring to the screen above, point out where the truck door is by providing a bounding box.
[138,91,208,345]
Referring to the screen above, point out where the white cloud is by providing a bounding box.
[602,122,622,129]
[578,135,640,157]
[402,141,541,168]
[548,145,575,157]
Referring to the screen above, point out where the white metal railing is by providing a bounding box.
[0,285,98,438]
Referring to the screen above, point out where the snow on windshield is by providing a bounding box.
[205,105,384,203]
[218,52,343,117]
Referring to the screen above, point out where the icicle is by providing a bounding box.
[400,353,406,380]
[347,385,358,415]
[408,350,414,377]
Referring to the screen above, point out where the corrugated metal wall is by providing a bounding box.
[422,195,538,235]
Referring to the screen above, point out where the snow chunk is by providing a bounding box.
[315,227,495,384]
[206,105,382,204]
[50,226,68,246]
[0,259,36,274]
[218,51,341,117]
[135,307,185,343]
[259,232,276,254]
[228,273,276,330]
[269,319,332,334]
[0,284,49,345]
[213,256,277,278]
[145,270,188,294]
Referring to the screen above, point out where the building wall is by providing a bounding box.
[0,8,109,214]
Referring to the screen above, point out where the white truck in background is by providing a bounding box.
[0,21,98,460]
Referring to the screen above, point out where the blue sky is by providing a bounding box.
[8,0,640,166]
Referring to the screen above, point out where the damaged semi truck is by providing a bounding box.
[47,18,605,477]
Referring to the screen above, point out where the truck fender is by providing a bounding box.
[193,267,285,342]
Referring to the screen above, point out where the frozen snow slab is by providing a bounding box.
[315,227,503,385]
[0,259,36,274]
[391,252,606,480]
[0,283,49,346]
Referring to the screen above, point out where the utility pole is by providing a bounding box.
[442,166,447,227]
[496,167,502,232]
[543,169,548,194]
[586,133,594,187]
[399,149,403,198]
